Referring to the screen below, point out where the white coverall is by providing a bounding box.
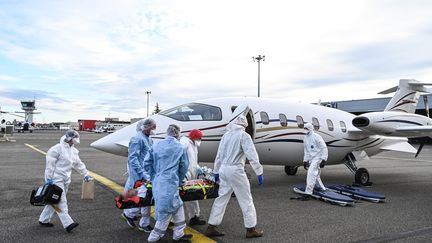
[179,136,201,220]
[39,135,89,228]
[303,123,328,195]
[208,117,263,228]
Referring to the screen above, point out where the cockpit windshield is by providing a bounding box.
[160,103,222,121]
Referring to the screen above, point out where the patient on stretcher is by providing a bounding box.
[115,179,219,209]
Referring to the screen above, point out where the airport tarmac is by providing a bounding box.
[1,131,432,243]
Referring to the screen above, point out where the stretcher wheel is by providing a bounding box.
[284,166,298,175]
[355,168,370,186]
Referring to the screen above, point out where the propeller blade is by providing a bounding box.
[423,95,430,118]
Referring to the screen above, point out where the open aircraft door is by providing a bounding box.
[230,104,255,140]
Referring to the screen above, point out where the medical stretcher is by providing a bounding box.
[115,179,219,209]
[293,185,355,206]
[325,184,385,203]
[293,184,386,206]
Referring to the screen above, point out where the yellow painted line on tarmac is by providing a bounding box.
[184,227,214,242]
[25,143,48,155]
[87,171,124,194]
[25,143,215,243]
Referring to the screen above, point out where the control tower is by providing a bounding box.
[19,100,40,123]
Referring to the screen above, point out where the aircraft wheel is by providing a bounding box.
[284,166,298,175]
[355,168,370,186]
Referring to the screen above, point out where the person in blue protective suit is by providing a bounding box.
[205,115,264,239]
[38,130,93,233]
[121,118,156,232]
[144,124,193,243]
[301,123,328,201]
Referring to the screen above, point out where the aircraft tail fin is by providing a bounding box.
[379,79,432,113]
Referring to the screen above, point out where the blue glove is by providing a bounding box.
[213,173,219,183]
[258,174,264,186]
[84,175,93,182]
[46,179,53,185]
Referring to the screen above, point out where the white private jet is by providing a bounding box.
[91,79,432,185]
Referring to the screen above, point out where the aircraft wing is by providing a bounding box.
[347,127,374,135]
[396,125,432,137]
[380,141,417,153]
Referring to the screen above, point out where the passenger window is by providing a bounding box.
[326,119,334,131]
[160,103,222,121]
[312,117,320,130]
[296,115,304,128]
[260,112,269,125]
[340,121,347,133]
[279,114,287,127]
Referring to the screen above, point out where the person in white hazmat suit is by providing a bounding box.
[38,130,93,232]
[179,129,206,226]
[144,124,193,243]
[301,123,328,200]
[121,118,156,232]
[205,115,264,239]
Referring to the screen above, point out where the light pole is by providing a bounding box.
[145,91,151,117]
[252,55,265,97]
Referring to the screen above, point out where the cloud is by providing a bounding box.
[0,88,66,102]
[0,74,18,81]
[338,31,432,78]
[2,1,432,122]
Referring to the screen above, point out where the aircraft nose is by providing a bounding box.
[90,135,125,155]
[90,136,111,152]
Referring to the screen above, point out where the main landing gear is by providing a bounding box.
[345,153,372,186]
[284,166,298,175]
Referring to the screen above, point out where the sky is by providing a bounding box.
[1,0,432,123]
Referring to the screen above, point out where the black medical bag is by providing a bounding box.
[30,184,63,206]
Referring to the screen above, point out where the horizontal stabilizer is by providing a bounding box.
[380,141,416,154]
[378,80,432,94]
[408,82,432,93]
[378,86,398,94]
[408,82,432,86]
